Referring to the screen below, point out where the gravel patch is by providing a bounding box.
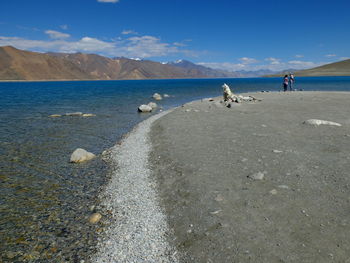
[91,110,178,263]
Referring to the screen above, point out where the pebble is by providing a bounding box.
[269,189,278,195]
[278,185,289,189]
[272,149,283,153]
[210,210,222,215]
[248,172,265,180]
[82,113,96,117]
[89,213,102,224]
[65,112,83,116]
[49,114,61,118]
[304,119,342,126]
[215,194,224,202]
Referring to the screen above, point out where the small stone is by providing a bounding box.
[163,94,170,98]
[82,113,96,117]
[278,185,289,189]
[138,104,153,113]
[304,119,341,126]
[272,149,283,153]
[210,210,222,215]
[65,112,83,116]
[301,210,309,217]
[70,148,96,163]
[89,213,102,224]
[270,189,278,195]
[215,194,224,202]
[248,172,265,180]
[49,114,61,118]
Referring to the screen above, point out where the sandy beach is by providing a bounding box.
[148,91,350,262]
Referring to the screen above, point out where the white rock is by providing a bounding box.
[152,93,162,100]
[138,104,153,113]
[269,189,278,195]
[304,119,341,126]
[82,113,96,117]
[248,172,265,180]
[273,149,283,153]
[65,112,83,116]
[70,148,96,163]
[278,185,289,189]
[49,114,61,118]
[163,94,170,98]
[89,213,102,224]
[147,102,158,109]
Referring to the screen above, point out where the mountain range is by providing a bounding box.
[0,46,239,81]
[1,46,349,81]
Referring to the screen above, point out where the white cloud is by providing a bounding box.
[0,34,191,58]
[295,54,304,58]
[97,0,119,3]
[121,30,137,35]
[45,30,70,39]
[265,57,280,65]
[197,62,246,71]
[198,59,324,72]
[239,57,259,64]
[60,25,68,30]
[325,54,336,57]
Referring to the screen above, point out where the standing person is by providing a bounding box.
[289,73,295,91]
[283,75,289,92]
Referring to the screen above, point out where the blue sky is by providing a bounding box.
[0,0,349,71]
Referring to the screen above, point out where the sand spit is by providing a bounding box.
[149,91,350,262]
[91,110,178,263]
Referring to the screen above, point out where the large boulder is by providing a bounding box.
[138,104,153,113]
[70,148,96,163]
[152,93,162,100]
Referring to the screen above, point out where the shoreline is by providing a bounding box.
[91,110,179,262]
[148,91,350,262]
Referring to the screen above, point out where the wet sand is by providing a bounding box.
[149,91,350,262]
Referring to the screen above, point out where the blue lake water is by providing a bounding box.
[1,76,350,261]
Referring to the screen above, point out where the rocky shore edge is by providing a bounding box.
[90,110,179,263]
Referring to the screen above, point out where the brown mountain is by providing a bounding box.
[0,46,237,81]
[265,59,350,77]
[0,46,92,80]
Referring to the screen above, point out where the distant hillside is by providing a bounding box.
[0,46,242,81]
[168,59,241,78]
[265,59,350,77]
[0,46,91,80]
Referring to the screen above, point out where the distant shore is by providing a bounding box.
[148,91,350,262]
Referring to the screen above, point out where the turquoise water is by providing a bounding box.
[1,77,350,261]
